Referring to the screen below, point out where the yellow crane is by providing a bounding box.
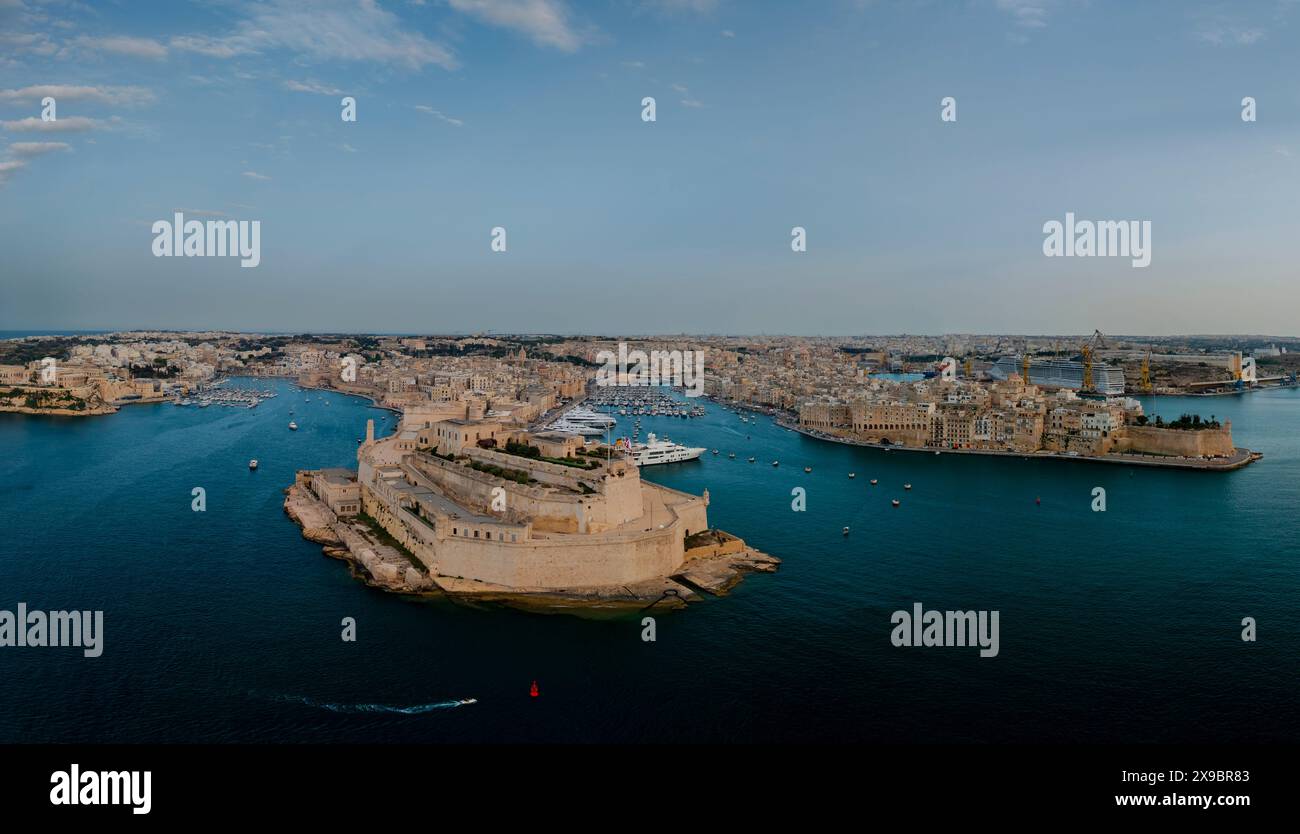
[1140,347,1152,393]
[1021,352,1031,383]
[1082,329,1106,394]
[963,355,972,377]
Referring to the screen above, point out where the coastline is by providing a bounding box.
[780,420,1260,471]
[284,479,779,614]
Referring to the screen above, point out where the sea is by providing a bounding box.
[1,378,1298,742]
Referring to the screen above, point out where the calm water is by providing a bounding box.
[1,379,1298,743]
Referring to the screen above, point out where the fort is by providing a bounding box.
[285,417,778,608]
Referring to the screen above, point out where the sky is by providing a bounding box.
[1,0,1299,336]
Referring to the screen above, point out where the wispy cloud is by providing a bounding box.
[0,159,26,187]
[242,170,272,181]
[7,141,71,158]
[169,35,255,59]
[284,79,346,96]
[0,116,108,133]
[66,35,169,60]
[447,0,588,52]
[1195,24,1266,46]
[414,105,464,127]
[995,0,1054,30]
[0,85,155,107]
[233,0,458,69]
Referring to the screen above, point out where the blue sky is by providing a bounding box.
[2,0,1299,335]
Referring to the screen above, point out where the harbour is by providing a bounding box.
[2,378,1299,743]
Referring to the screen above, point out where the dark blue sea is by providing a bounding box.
[1,378,1297,742]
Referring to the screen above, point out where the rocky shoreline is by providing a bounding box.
[284,482,779,612]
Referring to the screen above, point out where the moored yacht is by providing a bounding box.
[625,433,705,466]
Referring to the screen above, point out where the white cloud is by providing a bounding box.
[720,29,735,38]
[1,116,105,132]
[7,141,71,157]
[0,159,26,187]
[447,0,586,52]
[169,35,256,59]
[995,0,1054,30]
[0,84,155,107]
[1195,26,1265,46]
[233,0,457,69]
[414,105,464,126]
[242,170,272,180]
[681,98,703,108]
[284,79,346,96]
[341,142,358,152]
[67,35,169,59]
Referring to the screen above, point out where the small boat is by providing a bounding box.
[891,499,900,507]
[356,438,363,443]
[748,457,756,463]
[458,698,478,706]
[249,459,258,470]
[772,460,779,467]
[904,484,912,490]
[842,527,850,536]
[289,421,298,431]
[804,466,812,473]
[848,473,855,479]
[934,451,940,455]
[870,479,878,485]
[728,453,736,459]
[712,449,719,455]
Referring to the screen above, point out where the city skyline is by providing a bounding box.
[4,0,1300,335]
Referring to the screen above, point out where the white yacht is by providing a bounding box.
[546,419,606,437]
[625,433,705,466]
[562,406,616,428]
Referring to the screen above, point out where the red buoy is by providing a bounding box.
[529,680,539,698]
[1035,497,1041,505]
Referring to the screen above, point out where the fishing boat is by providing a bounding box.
[904,483,912,490]
[748,457,756,463]
[728,452,736,459]
[289,421,298,431]
[249,459,258,470]
[804,466,812,473]
[842,527,850,536]
[891,499,900,507]
[848,473,856,479]
[870,479,878,485]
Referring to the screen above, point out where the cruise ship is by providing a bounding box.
[990,356,1126,395]
[625,433,705,466]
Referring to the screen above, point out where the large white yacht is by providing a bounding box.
[625,433,705,466]
[546,419,607,437]
[562,406,616,428]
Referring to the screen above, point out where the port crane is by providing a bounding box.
[1081,329,1106,393]
[1140,346,1152,393]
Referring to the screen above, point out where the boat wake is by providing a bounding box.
[274,694,475,714]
